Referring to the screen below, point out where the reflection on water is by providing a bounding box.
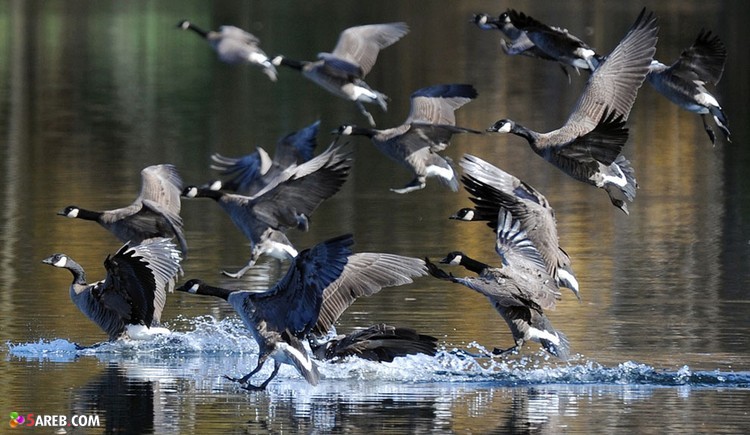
[2,0,750,433]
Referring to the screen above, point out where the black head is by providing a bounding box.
[41,253,70,268]
[177,20,191,30]
[440,251,465,265]
[57,205,80,218]
[487,119,514,133]
[176,279,204,293]
[449,208,476,221]
[332,125,355,136]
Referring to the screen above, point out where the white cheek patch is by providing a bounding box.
[496,123,512,133]
[188,283,200,294]
[66,209,79,218]
[461,210,475,221]
[185,187,198,198]
[53,256,68,268]
[449,255,462,266]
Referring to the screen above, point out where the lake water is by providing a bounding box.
[2,0,750,433]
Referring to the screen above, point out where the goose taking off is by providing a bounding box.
[334,83,480,193]
[487,9,658,214]
[176,234,356,389]
[182,143,352,278]
[505,9,602,73]
[647,29,730,144]
[451,154,579,299]
[271,22,409,126]
[311,324,438,362]
[209,120,320,196]
[178,20,278,81]
[58,164,188,256]
[42,238,183,341]
[473,11,575,81]
[426,210,568,360]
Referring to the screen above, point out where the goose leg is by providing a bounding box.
[224,354,268,385]
[251,361,282,390]
[356,101,377,127]
[222,255,258,278]
[701,114,717,145]
[390,177,426,194]
[559,64,572,84]
[492,345,519,356]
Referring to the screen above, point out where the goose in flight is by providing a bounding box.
[487,9,658,214]
[58,164,188,256]
[272,22,409,126]
[178,20,278,81]
[334,83,480,193]
[450,154,579,299]
[647,29,730,144]
[182,143,352,278]
[209,120,320,196]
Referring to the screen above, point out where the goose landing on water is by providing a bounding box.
[42,238,182,342]
[178,20,278,81]
[334,83,480,193]
[272,22,409,126]
[487,9,658,214]
[427,209,569,360]
[647,29,731,145]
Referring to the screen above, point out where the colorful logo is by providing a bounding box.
[9,412,25,428]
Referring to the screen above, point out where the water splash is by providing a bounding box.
[6,316,750,388]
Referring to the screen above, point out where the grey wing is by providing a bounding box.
[405,84,478,125]
[138,164,183,215]
[494,208,548,274]
[671,29,726,85]
[249,234,354,336]
[566,8,658,127]
[127,238,183,323]
[460,154,548,206]
[218,25,261,45]
[250,143,352,230]
[330,22,409,76]
[139,199,188,256]
[311,253,427,337]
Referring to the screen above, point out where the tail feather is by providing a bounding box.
[613,155,637,201]
[709,105,731,142]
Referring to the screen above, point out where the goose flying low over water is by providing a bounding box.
[178,20,278,81]
[487,9,658,214]
[311,323,437,362]
[58,164,188,256]
[451,154,579,299]
[426,210,568,360]
[176,235,356,389]
[42,238,183,341]
[182,143,352,278]
[209,120,320,196]
[505,9,602,74]
[473,11,575,81]
[334,83,480,193]
[647,29,730,144]
[271,22,409,126]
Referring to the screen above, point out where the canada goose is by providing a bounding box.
[311,323,438,362]
[176,234,356,389]
[58,164,188,256]
[177,20,277,81]
[506,9,602,73]
[426,210,568,359]
[334,83,480,193]
[487,9,658,214]
[182,143,352,278]
[472,12,573,81]
[209,120,320,196]
[271,22,409,126]
[647,29,730,144]
[41,238,182,341]
[451,154,580,299]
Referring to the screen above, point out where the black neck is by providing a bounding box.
[459,255,490,274]
[76,208,103,221]
[186,23,209,39]
[65,258,88,286]
[192,283,234,301]
[277,57,305,71]
[348,126,377,138]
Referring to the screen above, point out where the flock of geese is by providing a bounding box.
[42,7,730,390]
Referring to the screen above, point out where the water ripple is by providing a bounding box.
[6,316,750,389]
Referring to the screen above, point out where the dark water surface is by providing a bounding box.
[2,0,750,433]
